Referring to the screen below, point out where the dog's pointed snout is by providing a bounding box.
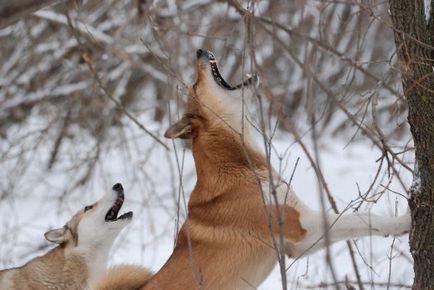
[196,49,214,61]
[112,183,123,192]
[196,49,205,59]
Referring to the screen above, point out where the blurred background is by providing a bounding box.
[0,0,414,289]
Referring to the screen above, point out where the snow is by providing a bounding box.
[0,110,413,289]
[424,0,431,22]
[409,160,421,194]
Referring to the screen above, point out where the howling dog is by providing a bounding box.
[0,183,149,290]
[140,49,410,290]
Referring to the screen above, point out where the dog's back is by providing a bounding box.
[0,247,87,290]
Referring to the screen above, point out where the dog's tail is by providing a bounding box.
[92,265,152,290]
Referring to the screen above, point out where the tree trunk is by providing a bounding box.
[388,0,434,289]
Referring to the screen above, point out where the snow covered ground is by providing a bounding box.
[0,108,413,289]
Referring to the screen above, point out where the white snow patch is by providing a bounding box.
[424,0,431,22]
[409,160,421,194]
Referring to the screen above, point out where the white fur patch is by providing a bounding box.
[260,180,309,212]
[260,179,411,258]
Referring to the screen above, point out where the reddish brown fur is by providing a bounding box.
[140,57,306,290]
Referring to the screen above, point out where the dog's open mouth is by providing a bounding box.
[105,185,133,222]
[198,49,257,91]
[207,52,236,90]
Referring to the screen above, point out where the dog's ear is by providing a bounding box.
[164,114,198,139]
[44,227,67,244]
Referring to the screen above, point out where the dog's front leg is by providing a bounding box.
[291,210,411,258]
[261,180,410,258]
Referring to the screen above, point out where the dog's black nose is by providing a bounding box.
[197,49,213,60]
[196,49,205,59]
[112,183,123,192]
[196,49,216,63]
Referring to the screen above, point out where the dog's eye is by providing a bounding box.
[84,205,93,212]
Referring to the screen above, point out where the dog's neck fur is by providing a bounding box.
[190,124,267,203]
[78,241,113,287]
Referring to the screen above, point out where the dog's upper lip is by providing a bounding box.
[196,49,258,91]
[197,49,235,90]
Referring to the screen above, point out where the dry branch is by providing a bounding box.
[0,0,58,28]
